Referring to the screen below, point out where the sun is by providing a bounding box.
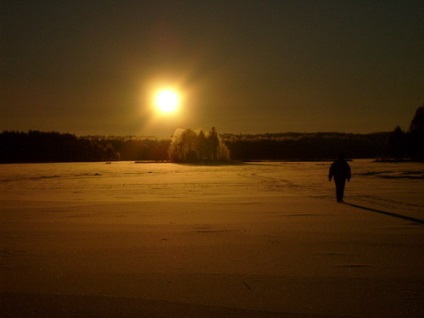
[155,89,180,114]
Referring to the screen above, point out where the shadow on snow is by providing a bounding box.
[344,202,424,225]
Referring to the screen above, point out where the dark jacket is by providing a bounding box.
[329,159,351,182]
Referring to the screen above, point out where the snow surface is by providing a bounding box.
[1,160,423,317]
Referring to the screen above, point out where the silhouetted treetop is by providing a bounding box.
[384,104,424,161]
[407,104,424,160]
[409,105,424,134]
[386,126,407,160]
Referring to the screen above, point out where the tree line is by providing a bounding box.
[85,135,170,162]
[0,131,168,163]
[1,104,422,163]
[0,130,118,163]
[222,132,389,161]
[0,129,390,163]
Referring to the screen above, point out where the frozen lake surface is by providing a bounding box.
[1,160,423,317]
[1,160,423,219]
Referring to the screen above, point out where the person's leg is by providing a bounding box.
[335,180,345,202]
[335,183,341,202]
[339,181,345,202]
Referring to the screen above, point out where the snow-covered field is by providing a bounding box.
[1,160,423,317]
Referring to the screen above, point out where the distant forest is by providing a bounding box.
[0,129,390,163]
[222,132,389,161]
[1,105,422,163]
[0,131,168,163]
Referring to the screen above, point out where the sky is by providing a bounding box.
[1,0,423,137]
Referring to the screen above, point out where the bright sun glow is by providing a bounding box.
[155,89,180,114]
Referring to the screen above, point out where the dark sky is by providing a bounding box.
[1,0,423,137]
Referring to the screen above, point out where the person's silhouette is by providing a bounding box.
[328,153,351,202]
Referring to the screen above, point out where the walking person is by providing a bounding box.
[329,153,351,202]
